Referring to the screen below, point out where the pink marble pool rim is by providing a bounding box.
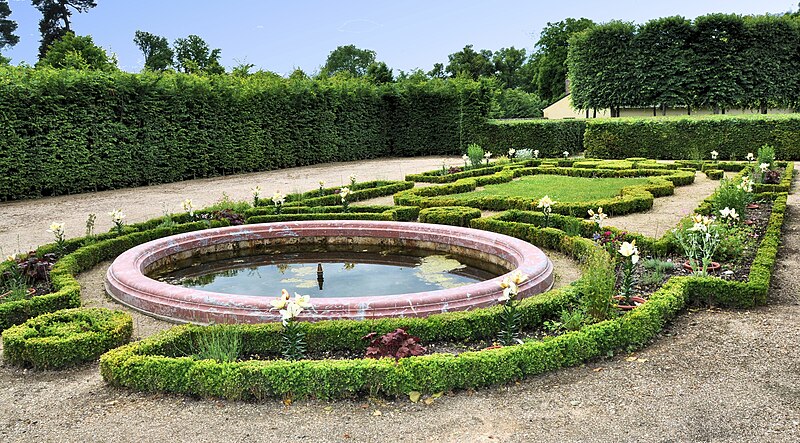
[104,221,554,324]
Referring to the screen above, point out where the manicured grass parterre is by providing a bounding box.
[1,157,793,403]
[441,175,650,203]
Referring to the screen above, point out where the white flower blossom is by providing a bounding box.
[339,187,351,202]
[108,209,125,224]
[537,195,554,213]
[484,151,492,159]
[508,148,516,157]
[710,150,718,160]
[760,163,770,173]
[251,186,262,198]
[272,191,286,206]
[588,207,607,225]
[533,149,539,158]
[462,154,469,162]
[746,152,754,162]
[719,207,739,222]
[563,151,569,158]
[182,199,194,216]
[47,222,65,236]
[618,240,639,258]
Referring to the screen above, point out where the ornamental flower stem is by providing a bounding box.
[497,300,522,346]
[281,318,307,361]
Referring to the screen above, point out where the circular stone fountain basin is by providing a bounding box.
[105,221,554,324]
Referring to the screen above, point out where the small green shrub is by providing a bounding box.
[467,143,485,168]
[712,178,751,221]
[758,144,776,167]
[705,169,723,180]
[191,326,242,363]
[578,252,616,323]
[2,308,132,369]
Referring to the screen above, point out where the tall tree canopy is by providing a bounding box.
[445,44,494,79]
[32,0,97,59]
[531,17,595,103]
[133,30,173,71]
[321,44,376,77]
[0,0,19,51]
[173,34,224,74]
[492,46,529,89]
[37,32,116,71]
[366,61,393,84]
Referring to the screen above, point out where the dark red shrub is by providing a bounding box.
[362,328,426,360]
[763,169,782,184]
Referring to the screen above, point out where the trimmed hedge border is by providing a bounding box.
[753,162,794,193]
[2,307,132,369]
[418,206,482,227]
[245,205,419,224]
[0,221,228,332]
[705,169,724,180]
[274,180,414,207]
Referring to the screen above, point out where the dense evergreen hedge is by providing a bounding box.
[583,115,800,160]
[478,119,585,156]
[0,68,490,200]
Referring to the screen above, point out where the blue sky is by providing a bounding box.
[3,0,798,74]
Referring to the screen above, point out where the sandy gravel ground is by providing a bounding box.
[1,164,798,443]
[0,156,459,256]
[604,172,729,238]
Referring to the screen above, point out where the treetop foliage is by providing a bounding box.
[0,0,19,50]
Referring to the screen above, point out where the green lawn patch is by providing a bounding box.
[441,175,650,203]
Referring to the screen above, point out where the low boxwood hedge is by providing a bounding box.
[705,169,724,180]
[2,307,133,369]
[245,205,420,224]
[269,180,414,207]
[418,206,482,227]
[752,161,794,193]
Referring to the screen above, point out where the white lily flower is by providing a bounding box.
[109,209,125,223]
[280,302,303,322]
[746,152,754,161]
[462,154,469,162]
[537,195,554,211]
[760,163,770,173]
[510,270,527,285]
[508,148,516,156]
[710,150,718,160]
[270,289,291,310]
[563,151,569,158]
[182,199,194,216]
[618,240,638,257]
[533,150,539,158]
[272,191,286,206]
[631,254,640,265]
[47,222,65,236]
[339,187,351,201]
[484,151,492,159]
[251,186,262,197]
[294,293,312,308]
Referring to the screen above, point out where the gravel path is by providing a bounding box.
[1,165,798,442]
[0,156,458,256]
[603,172,729,238]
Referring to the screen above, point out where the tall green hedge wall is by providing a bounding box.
[0,68,490,200]
[479,114,800,160]
[582,114,800,160]
[477,119,585,156]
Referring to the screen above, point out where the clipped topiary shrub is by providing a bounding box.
[705,169,724,180]
[2,307,133,369]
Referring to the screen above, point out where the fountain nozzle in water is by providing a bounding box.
[317,263,324,290]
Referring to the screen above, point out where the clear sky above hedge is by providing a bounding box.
[2,0,797,74]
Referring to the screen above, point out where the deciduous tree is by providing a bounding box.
[133,30,173,71]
